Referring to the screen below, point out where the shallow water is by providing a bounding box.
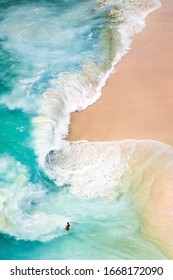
[0,0,170,260]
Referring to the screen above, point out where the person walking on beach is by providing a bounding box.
[65,222,70,231]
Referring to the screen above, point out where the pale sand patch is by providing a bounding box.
[67,0,173,258]
[68,0,173,146]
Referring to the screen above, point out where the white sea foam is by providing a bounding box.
[45,141,128,198]
[0,0,162,241]
[45,140,173,201]
[31,0,161,166]
[0,1,101,113]
[0,0,161,166]
[32,63,105,164]
[0,75,43,113]
[0,155,69,241]
[1,0,170,258]
[1,139,172,250]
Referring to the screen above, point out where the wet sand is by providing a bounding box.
[68,0,173,146]
[67,0,173,259]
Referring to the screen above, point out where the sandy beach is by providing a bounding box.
[68,0,173,146]
[67,0,173,258]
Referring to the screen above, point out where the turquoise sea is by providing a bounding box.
[1,0,172,260]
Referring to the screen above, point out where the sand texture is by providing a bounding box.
[69,0,173,146]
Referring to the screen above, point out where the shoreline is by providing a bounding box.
[68,0,173,146]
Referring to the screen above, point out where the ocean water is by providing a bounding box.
[1,0,172,260]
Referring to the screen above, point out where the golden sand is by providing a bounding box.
[67,0,173,258]
[68,0,173,146]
